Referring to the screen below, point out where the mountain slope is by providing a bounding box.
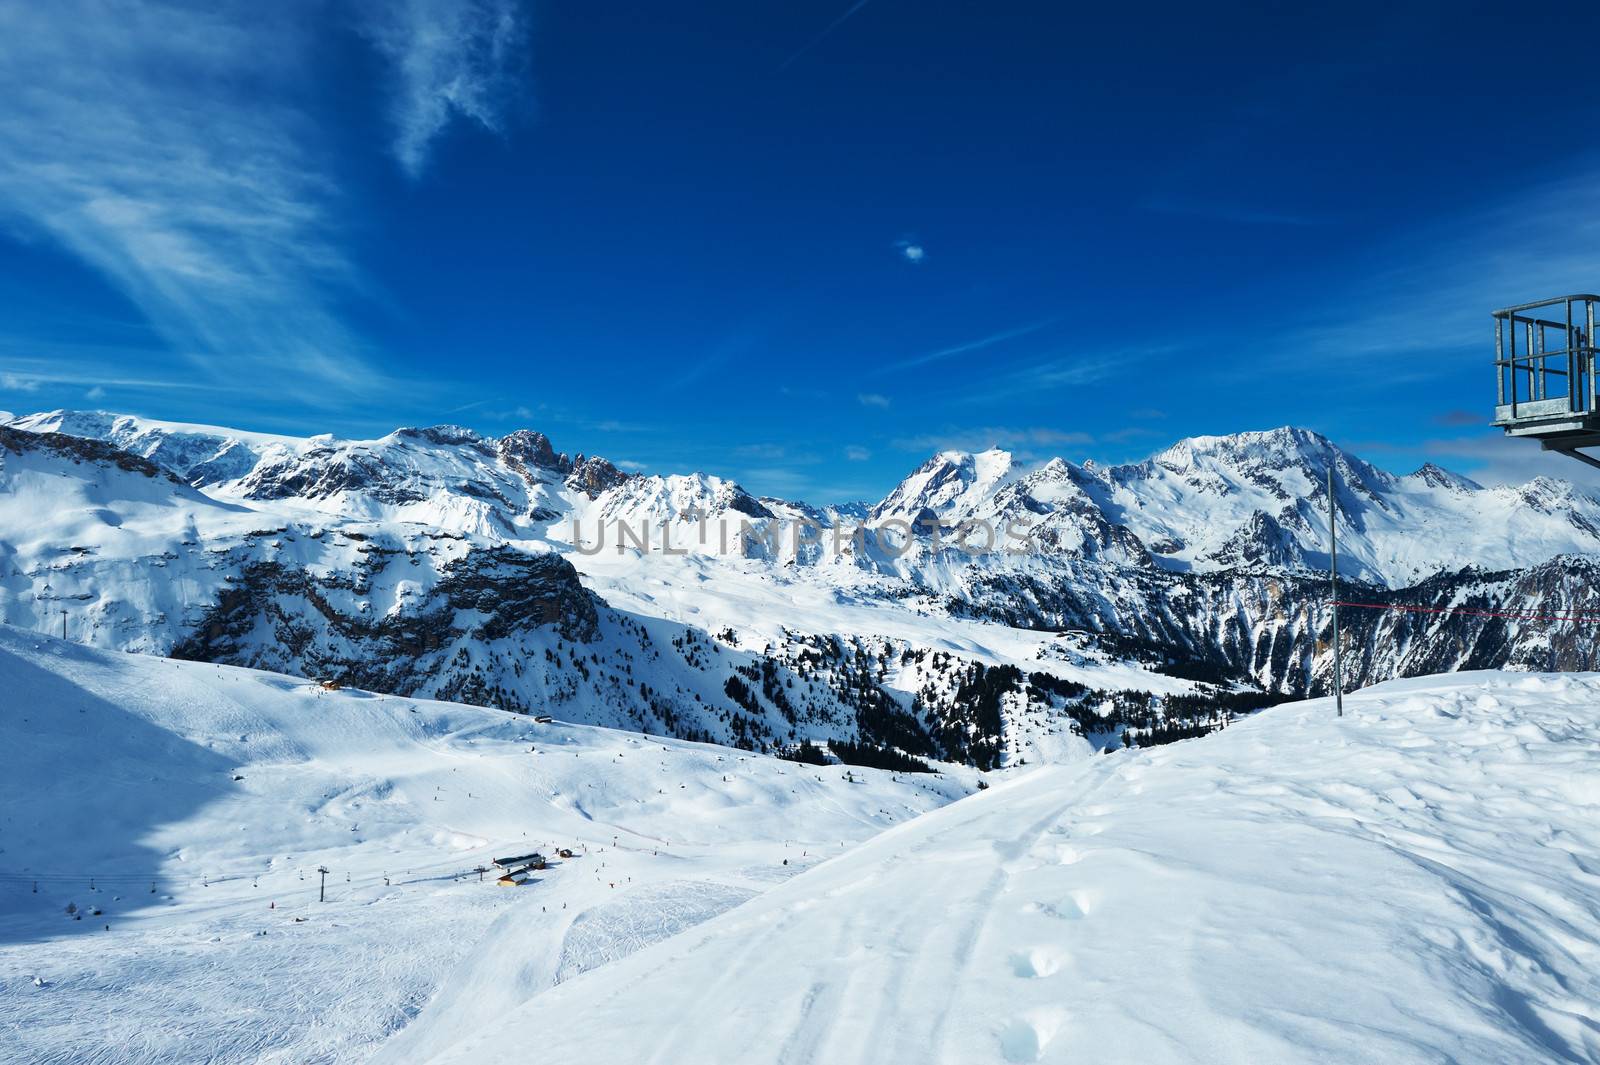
[0,625,973,1065]
[426,671,1600,1065]
[8,408,1600,758]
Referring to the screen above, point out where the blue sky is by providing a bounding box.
[2,1,1599,501]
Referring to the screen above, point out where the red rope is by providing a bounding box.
[1333,600,1600,624]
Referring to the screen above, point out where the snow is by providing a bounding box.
[0,626,972,1064]
[426,671,1600,1065]
[16,409,1600,591]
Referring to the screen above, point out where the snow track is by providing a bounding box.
[428,672,1600,1065]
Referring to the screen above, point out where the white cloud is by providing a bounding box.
[1273,173,1600,372]
[84,386,107,401]
[892,237,926,264]
[891,426,1093,456]
[0,374,39,393]
[857,392,891,409]
[879,318,1054,374]
[735,443,790,460]
[0,3,365,403]
[363,0,530,178]
[844,445,871,461]
[0,1,528,406]
[950,350,1128,405]
[1421,432,1600,491]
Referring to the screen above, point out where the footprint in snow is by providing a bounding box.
[999,1008,1066,1063]
[1009,945,1066,979]
[1023,890,1094,921]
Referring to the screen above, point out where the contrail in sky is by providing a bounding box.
[777,0,874,71]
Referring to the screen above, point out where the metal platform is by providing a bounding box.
[1492,294,1600,468]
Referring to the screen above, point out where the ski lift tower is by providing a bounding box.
[1493,294,1600,468]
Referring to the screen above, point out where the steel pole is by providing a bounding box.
[1328,466,1343,717]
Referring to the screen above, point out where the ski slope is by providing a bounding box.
[427,672,1600,1065]
[0,626,974,1064]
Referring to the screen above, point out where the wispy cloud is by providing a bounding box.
[0,3,367,403]
[734,443,791,461]
[891,426,1093,457]
[1420,432,1600,490]
[1142,195,1331,227]
[363,0,530,178]
[0,373,40,393]
[948,347,1144,405]
[1275,172,1600,371]
[894,237,925,263]
[0,354,243,396]
[0,1,528,407]
[777,0,873,72]
[844,445,871,461]
[857,392,891,409]
[879,318,1056,374]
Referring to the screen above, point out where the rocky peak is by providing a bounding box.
[500,429,573,476]
[871,447,1016,521]
[0,424,179,482]
[392,424,488,449]
[1205,509,1306,571]
[1409,463,1482,493]
[566,455,631,499]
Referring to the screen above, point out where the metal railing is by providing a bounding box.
[1494,294,1600,420]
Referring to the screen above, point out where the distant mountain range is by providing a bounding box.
[6,408,1600,766]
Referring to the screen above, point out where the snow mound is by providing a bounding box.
[428,671,1600,1065]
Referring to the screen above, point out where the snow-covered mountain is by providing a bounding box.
[7,600,1600,1064]
[6,408,1600,762]
[870,426,1600,585]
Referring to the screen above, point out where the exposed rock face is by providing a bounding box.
[500,429,572,476]
[0,425,178,482]
[565,455,629,498]
[3,411,275,484]
[1206,510,1306,570]
[172,545,601,708]
[13,409,1600,763]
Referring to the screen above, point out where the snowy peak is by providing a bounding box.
[5,409,300,485]
[498,429,573,477]
[11,407,1600,586]
[7,410,646,535]
[1408,462,1482,493]
[0,423,177,483]
[1121,426,1393,499]
[589,472,773,530]
[392,424,487,447]
[871,447,1018,522]
[565,455,631,499]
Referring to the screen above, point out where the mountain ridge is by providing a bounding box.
[5,408,1600,763]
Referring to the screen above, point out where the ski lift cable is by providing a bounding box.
[1332,600,1600,624]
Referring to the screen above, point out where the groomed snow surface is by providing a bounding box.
[4,628,1600,1064]
[0,628,970,1064]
